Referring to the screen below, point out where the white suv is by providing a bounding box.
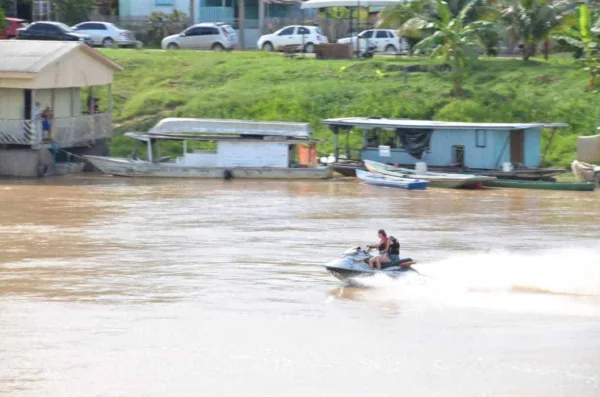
[161,23,237,51]
[72,21,139,48]
[337,29,410,55]
[257,25,329,53]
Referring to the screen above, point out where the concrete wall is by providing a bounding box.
[120,0,190,18]
[0,148,55,177]
[0,88,24,119]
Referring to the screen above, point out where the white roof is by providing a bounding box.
[0,40,123,75]
[301,0,406,9]
[321,117,568,131]
[148,118,312,137]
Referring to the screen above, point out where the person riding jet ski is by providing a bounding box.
[367,229,389,270]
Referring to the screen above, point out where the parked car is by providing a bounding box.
[337,29,410,55]
[257,25,329,53]
[72,21,138,48]
[161,22,237,51]
[16,21,92,44]
[1,17,29,39]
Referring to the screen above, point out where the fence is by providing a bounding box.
[0,113,114,148]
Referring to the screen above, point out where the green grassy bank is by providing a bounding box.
[101,49,600,166]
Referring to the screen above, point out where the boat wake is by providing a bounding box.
[338,247,600,316]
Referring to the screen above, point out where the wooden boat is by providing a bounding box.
[331,160,363,177]
[363,160,495,189]
[85,119,333,180]
[356,169,429,190]
[483,178,596,191]
[428,166,566,181]
[571,160,600,184]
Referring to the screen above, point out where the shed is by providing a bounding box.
[0,41,123,178]
[0,40,123,149]
[322,117,568,170]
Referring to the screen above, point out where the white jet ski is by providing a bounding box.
[324,246,417,282]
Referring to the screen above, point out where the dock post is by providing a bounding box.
[330,126,339,162]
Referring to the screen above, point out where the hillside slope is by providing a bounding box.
[101,50,600,166]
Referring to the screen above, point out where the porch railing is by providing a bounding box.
[0,113,114,148]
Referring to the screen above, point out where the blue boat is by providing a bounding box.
[356,169,429,190]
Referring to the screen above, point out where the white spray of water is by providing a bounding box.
[347,247,600,317]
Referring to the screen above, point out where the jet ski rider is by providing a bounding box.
[374,236,400,270]
[367,229,390,270]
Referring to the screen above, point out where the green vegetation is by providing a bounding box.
[102,49,600,166]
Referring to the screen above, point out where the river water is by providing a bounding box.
[1,176,599,397]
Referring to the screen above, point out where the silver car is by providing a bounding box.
[161,23,237,51]
[72,21,139,48]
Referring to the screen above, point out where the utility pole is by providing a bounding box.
[238,0,245,49]
[190,0,195,24]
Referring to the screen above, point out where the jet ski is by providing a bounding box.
[324,246,417,281]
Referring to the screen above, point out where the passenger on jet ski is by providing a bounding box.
[374,236,400,269]
[367,229,390,270]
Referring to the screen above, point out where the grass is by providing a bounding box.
[99,49,600,166]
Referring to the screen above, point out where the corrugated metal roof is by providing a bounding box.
[148,118,312,137]
[0,40,123,75]
[321,117,569,131]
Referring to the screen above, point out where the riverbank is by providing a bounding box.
[101,49,599,166]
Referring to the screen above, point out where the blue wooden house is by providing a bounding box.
[321,117,568,170]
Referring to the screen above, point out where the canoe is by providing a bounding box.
[483,179,596,192]
[356,169,429,190]
[363,160,495,189]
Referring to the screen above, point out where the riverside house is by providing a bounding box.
[322,117,568,171]
[0,40,123,177]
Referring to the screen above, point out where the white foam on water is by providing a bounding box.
[346,247,600,317]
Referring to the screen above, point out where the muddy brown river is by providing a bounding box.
[1,176,599,396]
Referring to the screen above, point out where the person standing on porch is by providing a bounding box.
[41,107,53,142]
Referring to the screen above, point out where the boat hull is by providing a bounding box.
[571,160,600,184]
[483,179,596,191]
[84,155,333,179]
[356,169,428,190]
[363,160,494,189]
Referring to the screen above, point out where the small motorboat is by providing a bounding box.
[356,169,429,190]
[363,159,495,189]
[324,246,417,282]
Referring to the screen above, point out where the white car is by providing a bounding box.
[72,21,139,48]
[161,23,237,51]
[337,29,410,55]
[257,25,329,53]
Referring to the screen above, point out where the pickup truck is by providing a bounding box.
[16,21,92,45]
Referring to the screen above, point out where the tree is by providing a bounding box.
[500,0,572,61]
[51,0,94,25]
[412,0,493,95]
[554,4,600,90]
[385,0,499,55]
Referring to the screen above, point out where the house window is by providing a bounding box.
[366,129,403,149]
[155,0,173,5]
[475,129,486,148]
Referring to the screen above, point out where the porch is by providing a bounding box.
[0,113,113,149]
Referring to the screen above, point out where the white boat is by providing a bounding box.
[84,119,333,179]
[571,160,600,184]
[356,169,429,190]
[363,160,495,189]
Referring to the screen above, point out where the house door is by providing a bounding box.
[24,89,32,119]
[451,145,465,168]
[510,130,525,164]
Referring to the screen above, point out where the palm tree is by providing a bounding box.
[499,0,572,61]
[412,0,493,94]
[382,0,499,55]
[554,4,600,89]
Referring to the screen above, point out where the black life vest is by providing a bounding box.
[389,241,400,255]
